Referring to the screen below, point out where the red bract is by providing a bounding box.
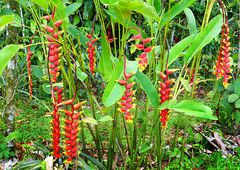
[117,56,135,123]
[86,34,97,75]
[159,70,172,128]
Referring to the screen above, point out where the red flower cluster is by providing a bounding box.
[129,34,153,71]
[86,34,97,75]
[51,105,61,158]
[159,69,172,128]
[117,57,135,123]
[214,21,231,88]
[51,86,63,158]
[43,16,63,83]
[57,100,85,163]
[27,45,33,98]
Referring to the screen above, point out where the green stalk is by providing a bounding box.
[107,104,118,169]
[129,91,140,169]
[122,113,131,156]
[179,131,187,167]
[190,0,215,97]
[168,122,180,164]
[86,83,103,162]
[158,128,167,170]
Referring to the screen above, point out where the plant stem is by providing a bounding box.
[190,0,215,97]
[107,104,117,169]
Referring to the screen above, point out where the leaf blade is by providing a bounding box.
[171,100,217,120]
[102,60,125,107]
[184,15,222,63]
[0,44,21,76]
[134,71,159,108]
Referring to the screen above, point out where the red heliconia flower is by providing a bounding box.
[117,56,135,123]
[43,14,63,83]
[51,86,64,159]
[159,69,172,128]
[214,1,231,88]
[61,101,84,163]
[86,34,97,75]
[129,34,153,71]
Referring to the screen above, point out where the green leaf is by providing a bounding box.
[102,60,125,107]
[76,68,88,81]
[0,15,14,30]
[32,0,49,10]
[100,0,118,4]
[31,65,43,79]
[234,78,240,96]
[4,131,21,142]
[228,94,239,103]
[139,143,152,153]
[78,158,92,170]
[98,32,114,81]
[118,0,159,21]
[68,25,88,47]
[105,4,131,26]
[167,34,197,67]
[98,116,113,122]
[42,83,51,94]
[184,15,222,63]
[0,44,21,76]
[30,20,36,33]
[159,0,196,29]
[179,77,191,92]
[159,100,177,110]
[82,117,98,125]
[66,2,82,16]
[153,0,161,14]
[235,111,240,124]
[235,99,240,109]
[126,60,138,75]
[171,100,217,120]
[14,160,43,170]
[80,152,106,170]
[42,83,63,94]
[134,71,159,108]
[184,8,197,34]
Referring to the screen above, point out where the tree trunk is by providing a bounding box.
[3,0,20,147]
